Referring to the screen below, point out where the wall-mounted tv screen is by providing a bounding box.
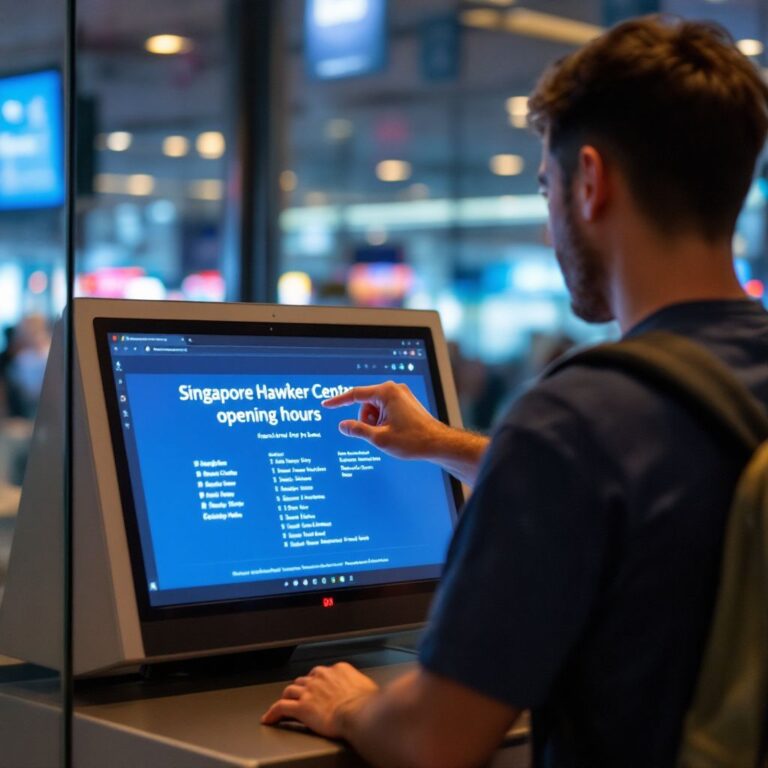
[0,69,65,211]
[306,0,388,80]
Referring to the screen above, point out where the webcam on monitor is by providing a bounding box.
[0,299,464,676]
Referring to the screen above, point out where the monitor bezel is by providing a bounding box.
[93,315,463,629]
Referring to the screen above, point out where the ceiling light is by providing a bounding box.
[506,96,529,129]
[126,174,155,196]
[163,135,189,158]
[145,34,193,55]
[506,96,529,116]
[277,272,313,306]
[189,180,223,201]
[196,132,226,160]
[325,118,354,141]
[504,9,603,46]
[490,154,525,176]
[376,160,412,183]
[463,7,604,46]
[105,132,132,152]
[460,9,502,29]
[280,170,298,193]
[737,39,764,57]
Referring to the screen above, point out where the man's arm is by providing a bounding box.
[323,382,489,486]
[262,663,520,768]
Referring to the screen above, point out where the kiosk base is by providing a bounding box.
[0,639,530,767]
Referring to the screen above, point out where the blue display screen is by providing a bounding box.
[102,327,458,608]
[0,69,64,210]
[305,0,387,80]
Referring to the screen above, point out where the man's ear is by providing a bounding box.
[576,145,608,222]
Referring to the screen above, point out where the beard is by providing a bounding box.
[554,191,613,324]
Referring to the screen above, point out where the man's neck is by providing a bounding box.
[608,228,748,333]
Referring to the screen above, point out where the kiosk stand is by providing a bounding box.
[0,299,529,766]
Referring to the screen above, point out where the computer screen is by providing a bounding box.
[0,69,65,210]
[95,319,461,621]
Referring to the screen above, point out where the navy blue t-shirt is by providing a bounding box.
[419,299,768,768]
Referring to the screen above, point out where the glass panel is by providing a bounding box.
[279,0,767,430]
[75,0,229,302]
[0,0,69,763]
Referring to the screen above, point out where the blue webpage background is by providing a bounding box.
[123,364,456,602]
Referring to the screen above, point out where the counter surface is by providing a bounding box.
[1,638,530,767]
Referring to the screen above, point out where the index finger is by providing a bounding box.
[261,698,302,725]
[322,384,390,409]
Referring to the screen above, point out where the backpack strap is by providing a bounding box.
[545,330,768,455]
[546,328,768,767]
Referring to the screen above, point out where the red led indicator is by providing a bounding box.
[322,596,334,608]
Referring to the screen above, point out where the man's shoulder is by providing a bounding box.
[498,326,768,468]
[500,362,664,441]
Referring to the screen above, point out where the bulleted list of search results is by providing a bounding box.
[193,459,245,521]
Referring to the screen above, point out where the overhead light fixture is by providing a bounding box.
[196,131,226,160]
[504,9,603,45]
[376,160,412,182]
[189,180,223,201]
[145,34,193,55]
[459,8,502,30]
[737,39,764,57]
[506,96,529,129]
[277,272,313,306]
[463,7,604,46]
[126,174,155,196]
[506,96,529,116]
[280,170,298,193]
[490,154,525,176]
[105,131,132,152]
[162,135,189,158]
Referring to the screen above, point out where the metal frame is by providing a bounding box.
[224,0,283,304]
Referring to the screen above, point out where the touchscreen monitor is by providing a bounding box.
[95,320,461,620]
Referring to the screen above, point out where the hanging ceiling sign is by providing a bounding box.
[305,0,388,80]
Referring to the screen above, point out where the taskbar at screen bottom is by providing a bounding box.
[148,563,444,608]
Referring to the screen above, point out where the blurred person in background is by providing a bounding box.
[447,341,510,431]
[4,314,51,420]
[264,16,768,768]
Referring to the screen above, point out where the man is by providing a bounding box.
[264,16,768,767]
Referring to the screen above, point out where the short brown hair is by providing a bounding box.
[529,15,768,240]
